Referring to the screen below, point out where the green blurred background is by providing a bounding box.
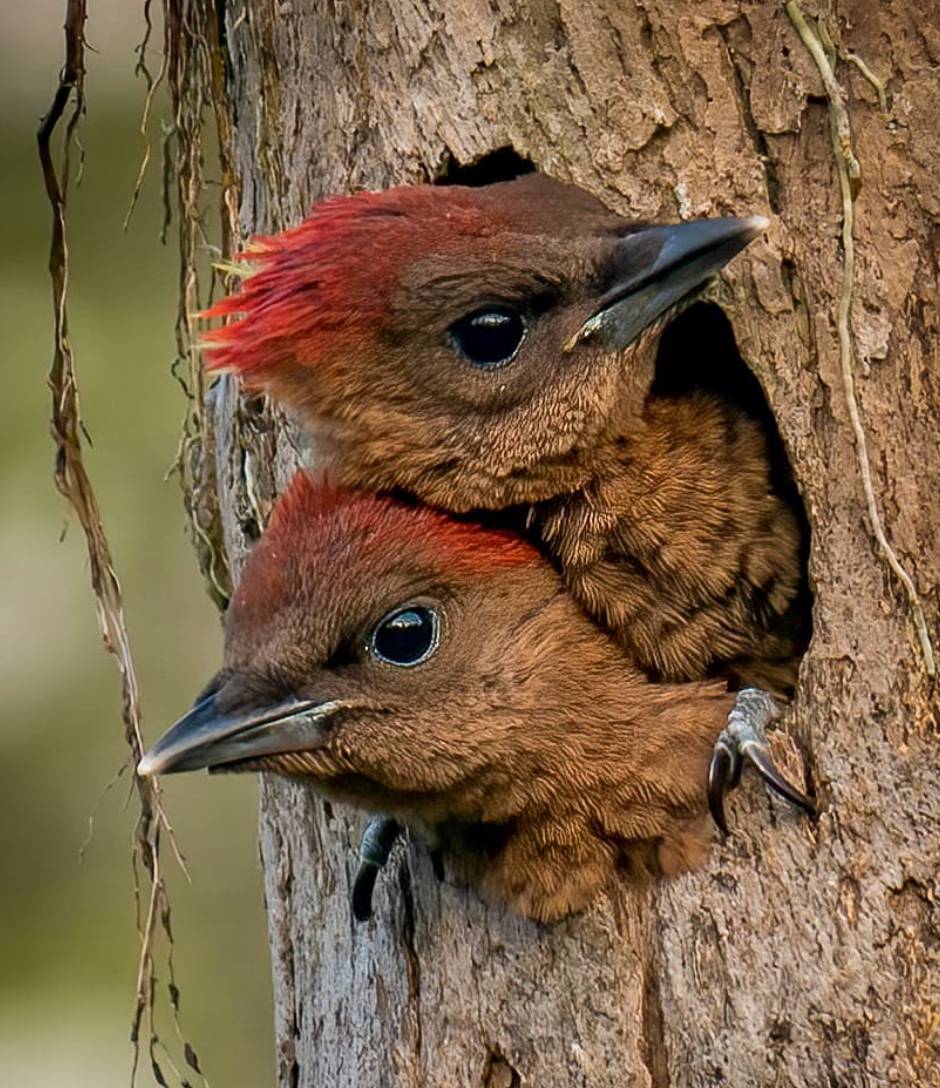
[1,3,273,1084]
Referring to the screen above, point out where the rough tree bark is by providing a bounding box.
[167,2,939,1085]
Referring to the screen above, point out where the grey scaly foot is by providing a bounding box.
[351,816,401,922]
[708,688,816,835]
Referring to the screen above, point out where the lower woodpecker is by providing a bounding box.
[139,471,734,923]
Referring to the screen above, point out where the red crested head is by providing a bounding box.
[201,174,617,385]
[200,173,765,514]
[231,470,543,631]
[201,186,497,381]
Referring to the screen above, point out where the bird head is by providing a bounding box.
[138,470,622,824]
[138,472,731,919]
[203,175,767,510]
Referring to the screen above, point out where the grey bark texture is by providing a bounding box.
[173,1,940,1085]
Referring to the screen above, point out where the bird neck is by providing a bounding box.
[453,674,731,922]
[535,388,804,686]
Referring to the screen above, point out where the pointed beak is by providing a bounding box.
[137,691,349,777]
[568,215,769,352]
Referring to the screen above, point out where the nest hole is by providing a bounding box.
[436,147,535,187]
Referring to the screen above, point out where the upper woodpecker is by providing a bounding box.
[138,472,733,923]
[202,173,814,828]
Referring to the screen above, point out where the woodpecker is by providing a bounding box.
[138,472,735,923]
[203,173,815,831]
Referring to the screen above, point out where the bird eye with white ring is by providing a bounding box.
[369,605,440,667]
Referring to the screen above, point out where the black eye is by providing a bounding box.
[450,306,527,368]
[369,606,440,667]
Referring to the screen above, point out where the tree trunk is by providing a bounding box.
[168,2,939,1085]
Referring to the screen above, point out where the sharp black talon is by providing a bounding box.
[708,687,816,832]
[707,736,736,835]
[351,816,401,924]
[740,740,816,818]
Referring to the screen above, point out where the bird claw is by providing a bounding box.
[707,734,740,836]
[351,816,401,922]
[707,687,816,835]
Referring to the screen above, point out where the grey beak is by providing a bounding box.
[569,215,769,352]
[137,692,348,776]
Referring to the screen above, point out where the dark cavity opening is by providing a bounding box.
[436,146,535,187]
[653,302,814,672]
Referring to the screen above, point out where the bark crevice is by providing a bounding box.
[715,20,783,215]
[397,856,424,1072]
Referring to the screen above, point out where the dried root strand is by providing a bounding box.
[38,3,207,1085]
[785,1,935,677]
[123,0,169,231]
[163,0,237,613]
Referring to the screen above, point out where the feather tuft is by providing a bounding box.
[198,174,610,385]
[272,470,538,573]
[200,185,510,381]
[232,471,542,620]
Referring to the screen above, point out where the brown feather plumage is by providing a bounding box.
[174,474,735,921]
[205,173,807,695]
